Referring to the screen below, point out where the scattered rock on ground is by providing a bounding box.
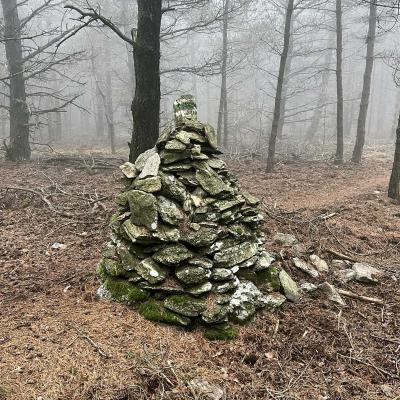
[309,254,329,273]
[293,257,319,278]
[273,233,298,246]
[188,379,225,400]
[316,282,345,306]
[279,270,300,302]
[352,263,382,284]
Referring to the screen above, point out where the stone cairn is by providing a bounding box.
[97,95,288,339]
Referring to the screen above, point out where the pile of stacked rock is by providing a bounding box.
[97,95,288,339]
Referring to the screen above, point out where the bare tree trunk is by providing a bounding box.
[129,0,162,162]
[277,17,294,140]
[1,0,31,160]
[352,0,377,163]
[388,113,400,200]
[217,0,229,148]
[95,84,105,138]
[335,0,344,164]
[105,70,116,154]
[266,0,294,172]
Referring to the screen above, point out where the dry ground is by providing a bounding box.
[0,152,399,400]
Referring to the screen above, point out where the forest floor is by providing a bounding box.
[0,150,399,400]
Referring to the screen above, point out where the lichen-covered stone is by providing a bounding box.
[212,279,238,294]
[157,196,185,225]
[202,303,230,324]
[229,281,267,323]
[204,123,218,150]
[273,233,298,246]
[188,257,213,269]
[159,172,187,203]
[122,220,153,243]
[133,176,162,193]
[181,225,220,247]
[214,241,258,268]
[187,281,213,295]
[164,295,206,317]
[254,252,275,271]
[211,268,234,281]
[126,190,158,231]
[195,164,232,196]
[136,258,169,284]
[175,265,211,285]
[165,139,187,151]
[242,191,260,206]
[139,300,191,326]
[152,244,192,266]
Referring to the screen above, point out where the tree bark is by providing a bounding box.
[129,0,162,162]
[217,0,229,148]
[266,0,294,172]
[388,113,400,200]
[106,70,116,154]
[352,0,377,163]
[1,0,31,161]
[335,0,344,164]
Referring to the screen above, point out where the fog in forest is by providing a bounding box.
[1,0,400,163]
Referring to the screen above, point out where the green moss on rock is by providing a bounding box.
[257,266,281,290]
[138,300,191,326]
[204,323,237,340]
[104,277,149,304]
[97,259,108,281]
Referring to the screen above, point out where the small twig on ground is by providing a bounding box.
[68,323,109,358]
[326,248,358,263]
[337,289,384,305]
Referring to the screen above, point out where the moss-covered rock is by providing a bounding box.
[257,266,281,290]
[204,323,237,340]
[164,294,206,317]
[139,300,191,326]
[103,277,149,304]
[133,176,162,193]
[157,196,186,225]
[236,268,258,283]
[126,190,158,231]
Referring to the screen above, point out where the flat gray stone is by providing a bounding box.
[136,258,169,284]
[135,147,157,171]
[293,257,319,278]
[214,241,258,268]
[317,282,345,306]
[175,265,211,285]
[152,244,192,266]
[352,263,382,284]
[138,153,161,179]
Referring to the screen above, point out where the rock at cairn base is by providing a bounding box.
[97,95,289,339]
